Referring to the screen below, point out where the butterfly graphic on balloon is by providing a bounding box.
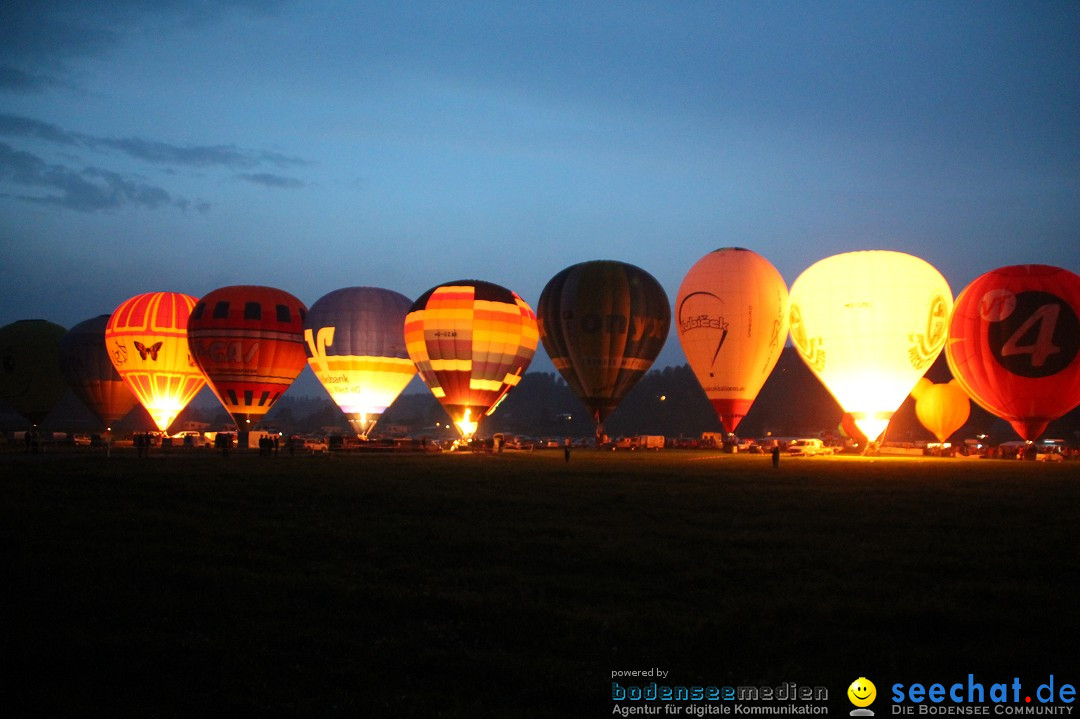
[134,341,163,361]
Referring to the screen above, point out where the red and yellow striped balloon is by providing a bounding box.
[105,292,206,432]
[404,280,538,437]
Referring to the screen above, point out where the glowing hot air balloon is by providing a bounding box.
[0,319,68,425]
[676,247,789,435]
[304,287,417,439]
[106,292,207,433]
[404,280,538,438]
[911,377,970,444]
[60,315,139,430]
[188,285,309,429]
[946,264,1080,441]
[537,260,670,439]
[788,251,952,443]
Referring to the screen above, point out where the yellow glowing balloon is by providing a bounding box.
[911,378,970,443]
[789,251,952,442]
[106,292,207,432]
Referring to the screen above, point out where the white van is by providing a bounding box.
[637,435,665,450]
[788,438,827,456]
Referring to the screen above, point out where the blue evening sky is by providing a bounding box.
[2,0,1078,378]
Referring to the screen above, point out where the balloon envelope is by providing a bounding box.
[106,292,207,433]
[676,247,789,434]
[839,412,869,447]
[188,285,309,428]
[60,315,139,429]
[404,280,538,437]
[911,377,971,443]
[946,264,1080,441]
[0,319,68,424]
[537,260,671,430]
[789,251,952,442]
[304,287,417,438]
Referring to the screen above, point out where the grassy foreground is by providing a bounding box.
[3,449,1077,717]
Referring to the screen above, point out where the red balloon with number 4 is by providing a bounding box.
[946,265,1080,441]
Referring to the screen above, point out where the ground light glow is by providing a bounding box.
[454,407,478,439]
[789,251,952,444]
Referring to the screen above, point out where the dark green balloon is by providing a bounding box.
[0,319,69,424]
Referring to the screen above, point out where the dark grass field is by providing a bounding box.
[3,448,1078,717]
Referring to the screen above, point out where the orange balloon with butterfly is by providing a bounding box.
[105,291,207,432]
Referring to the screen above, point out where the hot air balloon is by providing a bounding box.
[946,264,1080,441]
[60,315,139,430]
[0,319,68,425]
[911,377,970,444]
[788,251,952,444]
[304,287,417,439]
[404,280,538,438]
[106,292,207,433]
[188,285,309,429]
[537,260,670,440]
[676,247,789,435]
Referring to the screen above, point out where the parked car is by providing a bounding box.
[171,430,211,447]
[788,438,828,456]
[301,438,329,454]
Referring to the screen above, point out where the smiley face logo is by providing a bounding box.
[848,677,876,708]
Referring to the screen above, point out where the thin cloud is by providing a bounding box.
[237,172,305,189]
[0,141,195,212]
[256,150,310,169]
[0,114,79,145]
[0,66,67,94]
[93,137,309,169]
[0,113,310,170]
[0,113,307,211]
[1,2,290,66]
[174,197,212,213]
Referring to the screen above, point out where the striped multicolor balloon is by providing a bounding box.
[105,292,206,432]
[405,280,538,437]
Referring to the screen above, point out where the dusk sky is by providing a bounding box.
[3,0,1078,378]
